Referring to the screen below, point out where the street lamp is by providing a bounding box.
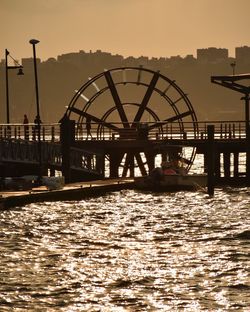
[230,62,236,76]
[5,49,24,124]
[29,39,42,183]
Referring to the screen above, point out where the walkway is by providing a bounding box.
[0,178,134,209]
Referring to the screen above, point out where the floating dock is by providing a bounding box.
[0,178,134,210]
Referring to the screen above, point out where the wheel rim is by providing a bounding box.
[66,67,198,176]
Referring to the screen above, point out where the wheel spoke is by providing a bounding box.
[122,152,148,177]
[135,153,147,176]
[173,95,185,105]
[148,111,192,130]
[88,77,100,92]
[68,106,119,131]
[132,71,160,125]
[137,65,143,85]
[162,80,175,95]
[104,71,129,128]
[75,90,89,102]
[122,153,133,177]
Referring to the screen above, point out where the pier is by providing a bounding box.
[0,178,134,209]
[1,67,250,199]
[0,120,249,187]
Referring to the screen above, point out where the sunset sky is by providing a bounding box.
[1,0,250,62]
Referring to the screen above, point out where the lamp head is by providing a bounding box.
[29,39,40,45]
[17,67,24,75]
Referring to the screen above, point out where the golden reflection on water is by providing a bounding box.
[0,188,249,310]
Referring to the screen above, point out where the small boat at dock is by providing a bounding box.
[134,158,207,192]
[134,173,207,192]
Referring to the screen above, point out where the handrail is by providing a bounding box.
[0,120,248,141]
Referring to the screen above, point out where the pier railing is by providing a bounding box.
[0,123,60,142]
[0,120,248,142]
[0,140,62,166]
[0,139,102,174]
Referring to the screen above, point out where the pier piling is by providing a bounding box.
[207,125,215,196]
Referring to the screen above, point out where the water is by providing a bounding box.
[0,187,249,311]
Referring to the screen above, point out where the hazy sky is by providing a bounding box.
[1,0,250,62]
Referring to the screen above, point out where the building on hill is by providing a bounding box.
[235,46,250,64]
[197,47,228,63]
[21,57,41,68]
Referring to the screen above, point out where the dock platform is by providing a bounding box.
[0,178,134,210]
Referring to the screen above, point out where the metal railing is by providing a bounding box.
[0,140,62,165]
[0,123,61,142]
[75,120,248,140]
[70,146,102,173]
[0,120,248,142]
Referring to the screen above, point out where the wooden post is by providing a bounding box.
[51,126,55,142]
[50,167,55,177]
[129,153,135,177]
[244,95,250,185]
[60,116,75,183]
[162,152,167,163]
[207,125,215,196]
[96,154,105,179]
[215,152,221,179]
[246,124,250,186]
[223,152,231,179]
[233,152,239,178]
[145,151,155,174]
[109,152,123,178]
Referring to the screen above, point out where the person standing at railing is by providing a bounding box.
[33,115,42,140]
[23,114,29,140]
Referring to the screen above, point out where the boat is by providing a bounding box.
[134,173,207,192]
[134,160,207,192]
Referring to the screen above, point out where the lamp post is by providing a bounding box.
[29,39,42,183]
[230,62,236,76]
[5,49,24,124]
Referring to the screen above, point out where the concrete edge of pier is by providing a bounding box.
[0,179,135,210]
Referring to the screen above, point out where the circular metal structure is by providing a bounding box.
[66,67,198,176]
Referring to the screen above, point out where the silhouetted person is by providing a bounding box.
[23,114,29,140]
[86,116,92,139]
[33,115,42,140]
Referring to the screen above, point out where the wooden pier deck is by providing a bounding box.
[0,178,134,210]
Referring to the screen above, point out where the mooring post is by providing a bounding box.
[96,154,105,179]
[246,124,250,186]
[60,115,75,183]
[243,94,250,185]
[109,152,123,178]
[233,152,239,178]
[223,152,231,179]
[207,125,215,196]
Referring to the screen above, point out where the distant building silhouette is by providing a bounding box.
[22,57,41,68]
[235,46,250,63]
[197,47,228,63]
[1,45,250,123]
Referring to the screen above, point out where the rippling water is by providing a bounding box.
[0,186,249,311]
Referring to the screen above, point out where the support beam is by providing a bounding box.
[60,118,75,183]
[135,153,147,176]
[233,152,239,178]
[109,152,124,178]
[246,125,250,185]
[223,152,231,179]
[207,125,215,196]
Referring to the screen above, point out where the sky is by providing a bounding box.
[1,0,250,62]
